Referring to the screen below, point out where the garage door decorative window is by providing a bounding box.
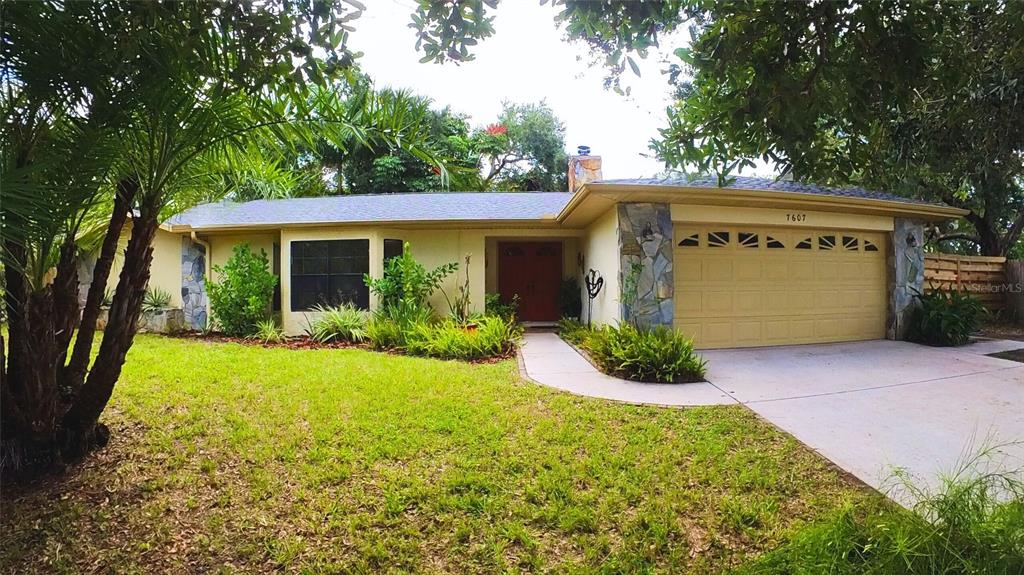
[673,225,887,348]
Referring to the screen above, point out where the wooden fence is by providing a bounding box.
[923,253,1007,313]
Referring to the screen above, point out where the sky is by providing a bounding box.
[347,0,685,179]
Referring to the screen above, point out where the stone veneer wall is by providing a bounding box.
[181,237,208,331]
[887,218,925,340]
[618,203,674,327]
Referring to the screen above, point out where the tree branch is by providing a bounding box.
[934,232,981,245]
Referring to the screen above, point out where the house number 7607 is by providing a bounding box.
[786,213,807,222]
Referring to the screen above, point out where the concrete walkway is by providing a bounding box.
[519,332,1024,496]
[519,332,735,406]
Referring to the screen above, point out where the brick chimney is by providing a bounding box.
[568,145,602,194]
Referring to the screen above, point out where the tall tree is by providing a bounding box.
[0,1,439,475]
[410,1,1024,256]
[475,101,568,192]
[319,96,569,194]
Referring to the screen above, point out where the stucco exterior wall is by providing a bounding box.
[150,228,185,308]
[208,232,278,273]
[102,225,185,309]
[270,226,586,335]
[581,208,620,326]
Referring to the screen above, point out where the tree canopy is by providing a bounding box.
[283,96,569,195]
[410,1,1024,256]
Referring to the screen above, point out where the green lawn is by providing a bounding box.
[1,335,878,574]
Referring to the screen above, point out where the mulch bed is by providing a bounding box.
[166,332,515,364]
[979,321,1024,342]
[172,331,367,350]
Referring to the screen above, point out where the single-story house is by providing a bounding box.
[127,153,966,348]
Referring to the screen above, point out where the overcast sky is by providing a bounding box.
[348,0,685,179]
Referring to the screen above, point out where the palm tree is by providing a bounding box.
[0,2,442,474]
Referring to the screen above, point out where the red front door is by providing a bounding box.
[498,241,563,321]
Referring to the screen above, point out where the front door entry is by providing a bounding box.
[498,241,562,321]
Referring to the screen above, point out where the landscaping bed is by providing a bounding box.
[0,334,876,574]
[170,331,517,364]
[559,320,708,383]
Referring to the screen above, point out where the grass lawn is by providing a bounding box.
[1,335,879,574]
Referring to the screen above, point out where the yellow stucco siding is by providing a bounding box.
[581,208,619,326]
[208,232,278,273]
[149,228,184,307]
[671,204,895,232]
[266,226,587,335]
[109,225,184,308]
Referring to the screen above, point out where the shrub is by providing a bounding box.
[366,303,436,350]
[365,242,457,311]
[207,244,277,337]
[306,303,367,343]
[142,287,172,314]
[908,288,986,346]
[406,316,522,360]
[485,293,519,321]
[575,323,706,383]
[366,316,407,350]
[557,317,589,346]
[250,319,285,345]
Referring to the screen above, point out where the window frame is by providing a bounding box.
[289,239,370,311]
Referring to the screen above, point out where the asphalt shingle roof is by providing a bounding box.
[167,191,574,228]
[167,176,944,228]
[598,175,942,206]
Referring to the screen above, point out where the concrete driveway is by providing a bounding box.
[702,338,1024,497]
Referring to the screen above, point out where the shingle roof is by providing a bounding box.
[597,175,942,206]
[167,176,947,229]
[167,191,574,229]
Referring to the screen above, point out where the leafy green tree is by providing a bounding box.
[475,101,568,191]
[0,0,441,474]
[341,99,482,194]
[333,97,568,193]
[410,1,1024,255]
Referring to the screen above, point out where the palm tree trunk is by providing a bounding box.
[60,209,157,451]
[61,179,137,393]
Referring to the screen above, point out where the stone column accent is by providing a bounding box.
[568,154,602,194]
[618,203,674,328]
[181,237,208,331]
[887,218,925,340]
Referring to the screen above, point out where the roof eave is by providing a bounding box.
[162,216,566,234]
[561,182,968,223]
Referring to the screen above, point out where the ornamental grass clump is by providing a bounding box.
[307,303,368,343]
[737,451,1024,575]
[250,319,285,345]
